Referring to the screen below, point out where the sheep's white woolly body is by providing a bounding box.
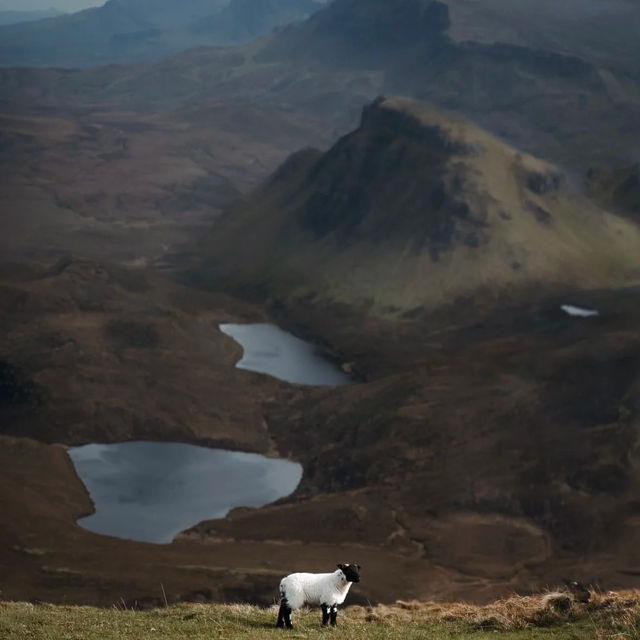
[280,570,352,610]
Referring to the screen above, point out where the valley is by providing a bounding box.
[0,0,639,611]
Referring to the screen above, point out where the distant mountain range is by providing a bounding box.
[0,0,322,67]
[0,7,64,26]
[2,0,638,174]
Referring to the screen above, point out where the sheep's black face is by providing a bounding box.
[337,563,361,583]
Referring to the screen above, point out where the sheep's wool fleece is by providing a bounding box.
[280,570,352,609]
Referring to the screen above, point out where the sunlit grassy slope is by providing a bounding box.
[2,591,640,640]
[196,96,640,316]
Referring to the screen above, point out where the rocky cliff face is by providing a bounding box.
[260,0,450,65]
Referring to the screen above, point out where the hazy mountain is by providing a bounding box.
[261,0,640,73]
[0,0,322,67]
[0,7,64,26]
[0,0,228,66]
[2,0,638,172]
[441,0,640,75]
[192,97,640,316]
[190,0,322,45]
[260,0,452,65]
[257,0,640,168]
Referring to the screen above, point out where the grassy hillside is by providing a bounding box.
[193,96,640,317]
[2,591,639,639]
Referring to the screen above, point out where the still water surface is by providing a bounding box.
[219,323,350,386]
[69,441,302,543]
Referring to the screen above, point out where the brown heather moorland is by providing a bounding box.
[1,0,640,614]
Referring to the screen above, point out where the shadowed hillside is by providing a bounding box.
[587,164,640,222]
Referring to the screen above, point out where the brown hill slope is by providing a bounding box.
[181,281,640,601]
[0,103,333,265]
[3,256,640,605]
[192,97,640,319]
[0,257,273,449]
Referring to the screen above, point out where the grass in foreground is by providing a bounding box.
[1,590,639,640]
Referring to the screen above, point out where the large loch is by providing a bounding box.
[69,441,302,544]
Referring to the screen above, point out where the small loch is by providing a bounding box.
[220,323,350,386]
[69,441,302,544]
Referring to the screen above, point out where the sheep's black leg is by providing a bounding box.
[277,599,293,629]
[321,604,330,626]
[330,605,338,627]
[284,606,294,629]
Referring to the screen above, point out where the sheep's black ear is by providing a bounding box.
[337,564,344,570]
[356,564,361,570]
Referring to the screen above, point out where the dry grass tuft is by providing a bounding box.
[346,589,640,635]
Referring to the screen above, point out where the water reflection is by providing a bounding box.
[220,323,350,386]
[69,441,302,544]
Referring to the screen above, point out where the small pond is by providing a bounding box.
[219,323,350,386]
[68,441,302,544]
[561,304,599,318]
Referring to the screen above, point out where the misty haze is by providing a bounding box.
[1,0,640,638]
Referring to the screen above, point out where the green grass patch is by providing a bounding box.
[0,602,618,640]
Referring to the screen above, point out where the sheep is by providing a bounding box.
[276,563,361,629]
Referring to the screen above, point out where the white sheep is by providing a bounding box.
[276,563,361,628]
